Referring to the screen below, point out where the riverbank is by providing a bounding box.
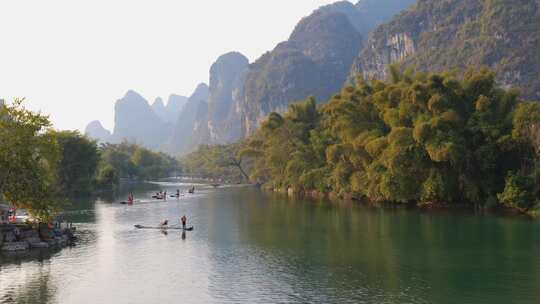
[267,186,540,219]
[0,223,76,253]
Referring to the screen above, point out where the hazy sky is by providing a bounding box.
[0,0,340,131]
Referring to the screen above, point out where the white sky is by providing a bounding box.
[0,0,340,131]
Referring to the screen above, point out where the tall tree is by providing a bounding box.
[50,131,99,196]
[0,99,61,221]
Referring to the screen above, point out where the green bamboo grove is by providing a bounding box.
[223,68,540,212]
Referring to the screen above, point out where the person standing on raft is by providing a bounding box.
[181,215,187,229]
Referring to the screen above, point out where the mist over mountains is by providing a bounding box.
[152,95,188,124]
[86,0,540,156]
[84,121,111,143]
[168,83,210,156]
[208,52,249,144]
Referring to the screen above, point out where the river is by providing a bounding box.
[1,182,540,304]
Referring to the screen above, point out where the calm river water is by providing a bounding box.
[1,182,540,304]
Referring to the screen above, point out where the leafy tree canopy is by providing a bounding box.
[238,68,540,211]
[0,99,62,221]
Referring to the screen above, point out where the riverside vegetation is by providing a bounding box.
[181,143,250,183]
[185,68,540,216]
[96,142,179,190]
[0,99,178,222]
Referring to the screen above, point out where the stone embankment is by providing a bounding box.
[0,224,76,253]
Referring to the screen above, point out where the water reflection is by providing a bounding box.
[0,266,55,304]
[238,191,540,303]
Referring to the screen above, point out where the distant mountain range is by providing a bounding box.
[109,90,171,150]
[151,95,188,124]
[86,0,540,155]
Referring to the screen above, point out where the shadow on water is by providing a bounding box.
[0,247,61,267]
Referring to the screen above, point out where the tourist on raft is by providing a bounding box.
[181,215,187,229]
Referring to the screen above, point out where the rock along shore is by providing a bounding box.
[0,223,76,253]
